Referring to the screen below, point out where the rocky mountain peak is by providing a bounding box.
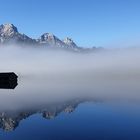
[63,37,77,48]
[38,33,66,47]
[40,33,58,42]
[0,23,36,45]
[0,23,100,52]
[0,23,18,37]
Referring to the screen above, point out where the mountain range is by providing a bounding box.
[0,23,101,52]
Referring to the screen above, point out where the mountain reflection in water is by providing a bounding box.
[0,73,140,140]
[0,99,86,131]
[0,75,97,131]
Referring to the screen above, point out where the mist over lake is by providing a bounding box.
[0,46,140,108]
[0,46,140,140]
[1,0,140,139]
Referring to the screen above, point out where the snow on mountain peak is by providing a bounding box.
[63,37,77,47]
[0,23,18,36]
[64,37,73,43]
[0,23,99,52]
[40,33,57,41]
[38,33,66,47]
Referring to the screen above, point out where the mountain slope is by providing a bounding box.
[0,23,101,52]
[37,33,66,47]
[0,24,36,45]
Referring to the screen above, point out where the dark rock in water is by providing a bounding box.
[0,72,18,80]
[0,80,18,89]
[0,72,18,89]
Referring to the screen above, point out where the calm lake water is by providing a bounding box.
[1,102,140,140]
[0,46,140,140]
[0,73,140,140]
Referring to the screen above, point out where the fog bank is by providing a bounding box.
[0,46,140,111]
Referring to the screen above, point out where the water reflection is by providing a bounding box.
[0,49,140,139]
[0,74,96,131]
[0,71,140,139]
[0,98,90,131]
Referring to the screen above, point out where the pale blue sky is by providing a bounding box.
[0,0,140,47]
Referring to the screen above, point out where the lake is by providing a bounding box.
[0,73,140,140]
[0,48,140,140]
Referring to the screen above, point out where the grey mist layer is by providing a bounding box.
[0,46,140,112]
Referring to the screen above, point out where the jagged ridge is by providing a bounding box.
[0,23,101,52]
